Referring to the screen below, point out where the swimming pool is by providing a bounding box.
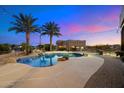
[17,53,83,67]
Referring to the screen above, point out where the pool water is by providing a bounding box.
[17,53,83,67]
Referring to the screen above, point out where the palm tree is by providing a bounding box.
[41,21,62,51]
[8,13,39,55]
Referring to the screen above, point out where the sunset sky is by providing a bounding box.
[0,5,122,46]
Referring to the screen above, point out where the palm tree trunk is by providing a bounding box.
[50,35,52,51]
[26,32,30,55]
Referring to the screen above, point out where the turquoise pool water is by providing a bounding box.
[17,53,83,67]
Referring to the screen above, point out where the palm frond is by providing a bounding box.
[41,21,61,37]
[9,13,38,33]
[8,27,24,33]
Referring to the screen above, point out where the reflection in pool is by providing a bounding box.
[17,53,83,67]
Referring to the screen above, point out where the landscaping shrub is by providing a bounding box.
[121,56,124,62]
[44,44,56,51]
[20,43,33,53]
[58,47,66,51]
[97,50,103,55]
[0,44,11,54]
[37,45,44,50]
[115,51,124,57]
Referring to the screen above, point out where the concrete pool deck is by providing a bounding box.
[0,54,104,88]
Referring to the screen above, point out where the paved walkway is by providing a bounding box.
[7,56,103,88]
[85,56,124,88]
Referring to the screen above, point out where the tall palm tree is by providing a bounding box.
[41,21,62,51]
[8,13,39,55]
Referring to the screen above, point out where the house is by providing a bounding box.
[56,40,86,51]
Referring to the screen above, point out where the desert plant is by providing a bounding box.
[8,13,39,55]
[121,56,124,62]
[0,44,11,54]
[41,21,62,51]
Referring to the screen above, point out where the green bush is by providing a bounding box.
[97,50,103,55]
[11,44,19,51]
[20,43,33,53]
[37,45,44,50]
[115,51,124,57]
[44,44,56,51]
[0,44,11,54]
[58,47,66,51]
[71,47,77,51]
[121,56,124,62]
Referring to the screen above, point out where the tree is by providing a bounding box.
[8,13,39,55]
[0,44,11,54]
[41,21,62,51]
[20,43,33,53]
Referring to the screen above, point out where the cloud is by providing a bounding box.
[81,25,115,33]
[61,24,116,35]
[60,8,119,35]
[97,10,120,23]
